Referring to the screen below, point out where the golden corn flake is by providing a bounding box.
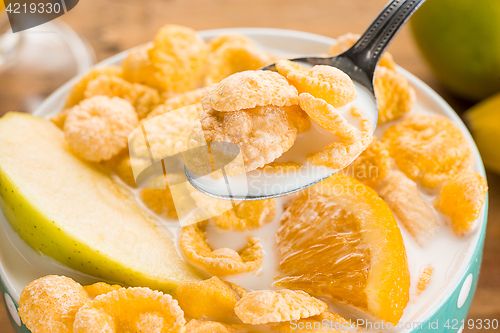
[18,275,90,333]
[259,162,303,173]
[276,60,357,108]
[140,175,178,219]
[208,34,255,52]
[202,71,299,112]
[417,265,434,296]
[185,319,245,333]
[234,289,328,325]
[286,105,311,134]
[204,43,271,86]
[378,171,439,246]
[64,96,139,162]
[299,93,359,140]
[180,223,263,276]
[224,281,249,299]
[435,171,488,236]
[113,153,137,188]
[308,108,373,169]
[84,282,122,300]
[272,311,352,333]
[175,277,239,320]
[148,24,209,93]
[146,87,208,120]
[73,287,185,333]
[328,32,396,70]
[65,66,122,108]
[121,46,159,88]
[84,75,161,119]
[345,137,392,189]
[382,114,473,189]
[51,108,71,129]
[200,105,298,173]
[375,66,416,125]
[213,199,276,231]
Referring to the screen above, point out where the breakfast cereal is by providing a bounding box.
[213,199,276,231]
[234,289,328,325]
[378,171,440,246]
[383,114,473,188]
[64,96,138,162]
[202,70,299,112]
[276,60,357,108]
[180,223,263,275]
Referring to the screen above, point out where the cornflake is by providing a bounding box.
[328,32,396,70]
[308,107,373,169]
[185,319,245,333]
[18,275,90,333]
[213,199,276,231]
[146,88,208,120]
[84,282,122,300]
[345,137,392,188]
[259,162,303,173]
[64,66,122,108]
[175,277,239,320]
[148,24,209,93]
[84,75,161,119]
[299,93,359,140]
[73,287,185,333]
[276,60,357,108]
[378,171,439,246]
[64,96,138,162]
[140,175,178,219]
[382,114,473,188]
[375,66,416,125]
[272,311,352,333]
[204,43,271,86]
[121,46,158,88]
[417,266,434,296]
[180,223,263,276]
[200,105,298,173]
[208,34,255,52]
[202,71,299,112]
[286,105,311,134]
[435,171,488,236]
[234,289,328,325]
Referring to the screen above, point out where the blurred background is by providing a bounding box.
[0,0,498,331]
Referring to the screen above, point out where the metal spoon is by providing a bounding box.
[186,0,426,201]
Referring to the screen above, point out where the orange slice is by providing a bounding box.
[275,174,410,324]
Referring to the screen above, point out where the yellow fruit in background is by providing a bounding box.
[466,92,500,174]
[411,0,500,101]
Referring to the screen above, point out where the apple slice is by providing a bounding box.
[0,112,202,292]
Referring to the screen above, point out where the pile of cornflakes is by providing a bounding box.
[28,25,489,333]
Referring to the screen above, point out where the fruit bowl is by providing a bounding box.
[0,28,488,333]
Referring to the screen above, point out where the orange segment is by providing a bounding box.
[275,174,410,324]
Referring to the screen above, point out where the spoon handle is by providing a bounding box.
[343,0,426,78]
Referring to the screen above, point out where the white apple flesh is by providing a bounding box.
[0,113,202,293]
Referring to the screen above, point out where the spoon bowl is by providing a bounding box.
[186,0,426,201]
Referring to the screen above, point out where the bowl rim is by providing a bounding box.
[2,27,488,330]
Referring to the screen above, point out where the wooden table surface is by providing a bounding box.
[0,0,498,331]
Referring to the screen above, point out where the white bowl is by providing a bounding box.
[0,28,488,332]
